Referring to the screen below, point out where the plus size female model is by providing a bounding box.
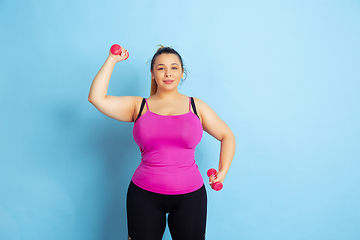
[88,45,235,240]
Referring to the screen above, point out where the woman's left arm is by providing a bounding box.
[195,98,236,187]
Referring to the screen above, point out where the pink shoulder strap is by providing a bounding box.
[145,98,150,110]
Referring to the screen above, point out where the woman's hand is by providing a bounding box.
[109,45,129,62]
[209,170,226,189]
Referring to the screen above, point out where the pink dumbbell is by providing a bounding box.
[207,168,223,191]
[110,44,129,60]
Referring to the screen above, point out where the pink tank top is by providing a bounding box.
[132,97,204,194]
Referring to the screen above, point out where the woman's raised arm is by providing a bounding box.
[88,47,141,122]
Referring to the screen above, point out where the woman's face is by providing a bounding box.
[151,53,184,92]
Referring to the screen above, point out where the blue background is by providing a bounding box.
[1,0,360,239]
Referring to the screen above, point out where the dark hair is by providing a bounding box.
[150,46,184,72]
[150,46,187,96]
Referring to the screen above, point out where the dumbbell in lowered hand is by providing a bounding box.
[207,168,223,191]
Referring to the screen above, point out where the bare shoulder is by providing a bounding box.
[131,96,146,109]
[100,95,143,105]
[122,95,143,102]
[191,97,219,123]
[192,97,230,140]
[131,96,146,120]
[192,97,216,114]
[90,95,145,122]
[130,96,145,105]
[107,95,144,111]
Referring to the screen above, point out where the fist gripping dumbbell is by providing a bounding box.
[110,44,129,60]
[207,168,223,191]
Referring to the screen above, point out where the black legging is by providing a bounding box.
[126,181,207,240]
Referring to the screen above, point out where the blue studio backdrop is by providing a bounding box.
[1,1,359,240]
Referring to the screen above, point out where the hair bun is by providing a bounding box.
[156,45,166,52]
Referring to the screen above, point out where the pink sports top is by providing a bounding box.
[132,97,204,195]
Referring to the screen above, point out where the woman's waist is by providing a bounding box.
[131,163,204,194]
[140,150,196,167]
[137,159,198,171]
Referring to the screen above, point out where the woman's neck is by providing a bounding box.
[152,89,182,100]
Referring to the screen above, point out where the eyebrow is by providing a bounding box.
[157,63,179,67]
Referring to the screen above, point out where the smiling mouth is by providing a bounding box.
[163,80,174,84]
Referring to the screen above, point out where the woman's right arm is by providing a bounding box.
[88,47,141,122]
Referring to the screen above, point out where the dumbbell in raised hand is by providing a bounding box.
[110,44,129,60]
[207,168,223,191]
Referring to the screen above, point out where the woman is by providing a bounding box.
[88,45,235,240]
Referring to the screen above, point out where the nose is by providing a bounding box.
[165,69,171,77]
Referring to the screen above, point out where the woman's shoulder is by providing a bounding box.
[119,96,144,105]
[191,97,219,118]
[191,97,208,108]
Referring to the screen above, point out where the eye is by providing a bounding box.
[172,67,178,70]
[158,67,164,70]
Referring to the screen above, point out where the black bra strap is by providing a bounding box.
[191,97,200,119]
[135,98,146,122]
